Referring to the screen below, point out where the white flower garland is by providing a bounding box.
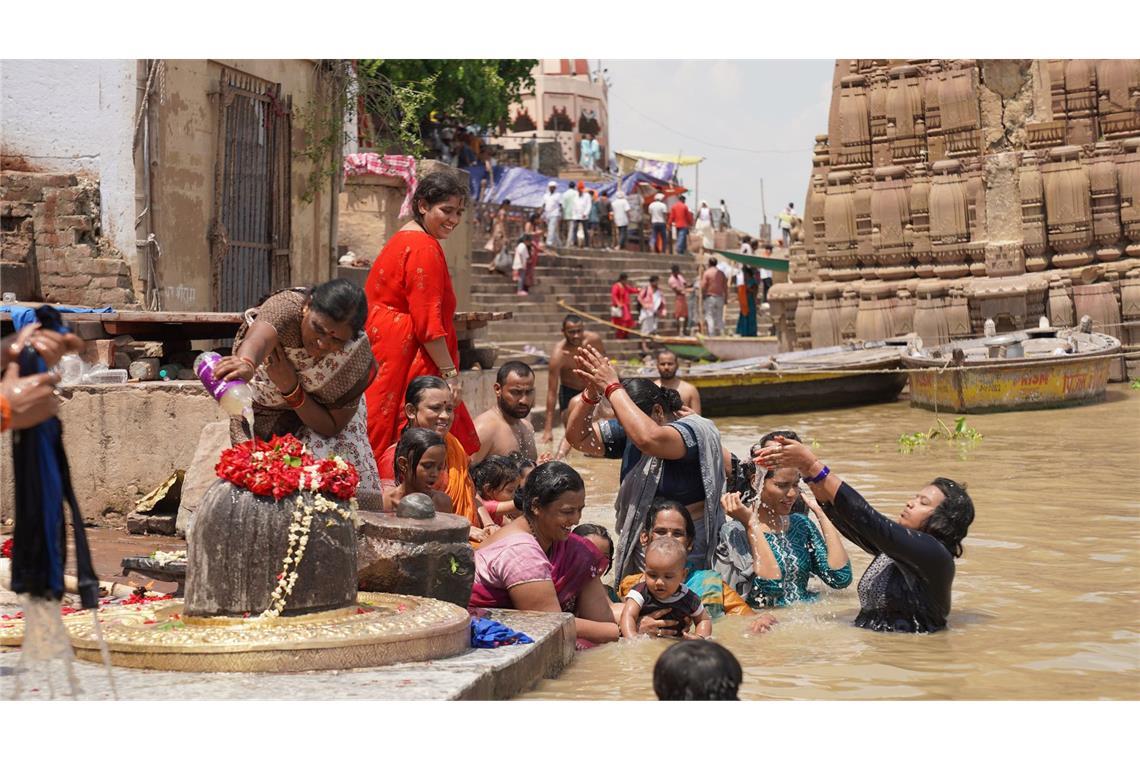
[258,451,359,621]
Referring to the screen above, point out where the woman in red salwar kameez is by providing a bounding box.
[364,170,481,462]
[610,272,638,340]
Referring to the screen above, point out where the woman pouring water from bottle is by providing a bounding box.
[210,278,383,509]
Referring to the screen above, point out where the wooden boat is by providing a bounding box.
[698,335,780,361]
[676,342,907,416]
[903,325,1122,413]
[656,335,715,361]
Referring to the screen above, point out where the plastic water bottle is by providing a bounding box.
[194,351,254,423]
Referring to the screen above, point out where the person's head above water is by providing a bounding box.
[518,461,586,545]
[394,427,446,491]
[653,639,742,700]
[901,477,975,558]
[643,537,688,600]
[640,498,696,552]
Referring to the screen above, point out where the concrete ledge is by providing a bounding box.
[0,608,575,700]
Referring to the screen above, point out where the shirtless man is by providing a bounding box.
[541,315,606,446]
[473,361,538,463]
[654,349,701,415]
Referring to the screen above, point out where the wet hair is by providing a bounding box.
[562,314,584,328]
[653,640,742,700]
[496,360,534,385]
[411,170,469,224]
[622,378,683,417]
[508,453,536,512]
[308,279,367,335]
[395,427,444,486]
[404,375,450,409]
[470,455,522,498]
[645,536,687,569]
[572,524,614,566]
[924,477,975,558]
[642,497,696,541]
[518,461,584,517]
[752,429,803,460]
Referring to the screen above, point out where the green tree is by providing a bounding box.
[359,59,537,132]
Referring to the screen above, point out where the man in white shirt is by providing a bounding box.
[543,181,563,249]
[572,183,592,248]
[561,183,579,247]
[648,193,669,254]
[778,202,795,247]
[611,190,632,250]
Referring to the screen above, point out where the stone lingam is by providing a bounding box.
[0,435,471,673]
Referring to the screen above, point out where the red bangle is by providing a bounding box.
[582,390,601,405]
[603,382,623,399]
[285,387,306,409]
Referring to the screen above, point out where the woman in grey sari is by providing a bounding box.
[565,346,726,583]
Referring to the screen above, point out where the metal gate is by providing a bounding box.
[210,69,292,312]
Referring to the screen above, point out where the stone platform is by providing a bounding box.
[0,608,575,700]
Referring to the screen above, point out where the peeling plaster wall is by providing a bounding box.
[152,59,334,312]
[0,59,139,287]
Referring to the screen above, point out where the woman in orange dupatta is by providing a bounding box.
[364,170,480,460]
[377,375,488,544]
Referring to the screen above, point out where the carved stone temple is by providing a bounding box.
[769,59,1140,375]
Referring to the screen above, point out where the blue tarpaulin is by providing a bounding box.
[480,167,684,209]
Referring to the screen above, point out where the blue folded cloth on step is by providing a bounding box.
[1,305,115,330]
[470,616,534,648]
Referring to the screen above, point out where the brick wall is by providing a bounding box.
[0,170,136,307]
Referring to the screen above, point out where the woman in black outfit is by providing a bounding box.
[755,435,974,633]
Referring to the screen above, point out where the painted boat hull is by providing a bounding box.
[903,331,1121,413]
[680,343,907,417]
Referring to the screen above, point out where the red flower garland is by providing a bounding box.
[214,434,359,502]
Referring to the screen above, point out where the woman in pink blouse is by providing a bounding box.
[469,461,619,647]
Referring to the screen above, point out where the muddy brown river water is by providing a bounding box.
[522,389,1140,700]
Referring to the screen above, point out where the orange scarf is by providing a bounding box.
[442,433,479,527]
[737,283,750,316]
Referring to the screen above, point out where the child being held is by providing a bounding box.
[471,455,523,529]
[620,537,712,640]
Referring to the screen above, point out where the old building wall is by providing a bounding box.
[151,59,336,312]
[1,60,140,291]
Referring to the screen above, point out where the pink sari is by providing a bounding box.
[470,532,606,613]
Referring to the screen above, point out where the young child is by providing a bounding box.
[382,427,452,513]
[509,453,535,518]
[573,524,617,601]
[620,537,712,640]
[471,454,522,529]
[653,639,742,700]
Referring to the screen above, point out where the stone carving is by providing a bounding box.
[1041,146,1095,268]
[789,59,1140,351]
[929,159,971,278]
[823,171,858,273]
[908,165,933,277]
[397,492,436,519]
[837,75,873,167]
[356,511,475,608]
[1089,143,1123,261]
[869,166,912,277]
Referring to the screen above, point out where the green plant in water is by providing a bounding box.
[898,416,983,454]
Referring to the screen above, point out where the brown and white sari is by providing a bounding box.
[231,289,382,509]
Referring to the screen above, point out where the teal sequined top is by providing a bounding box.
[749,513,852,607]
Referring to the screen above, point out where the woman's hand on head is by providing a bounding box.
[753,435,817,475]
[571,345,618,394]
[636,608,680,638]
